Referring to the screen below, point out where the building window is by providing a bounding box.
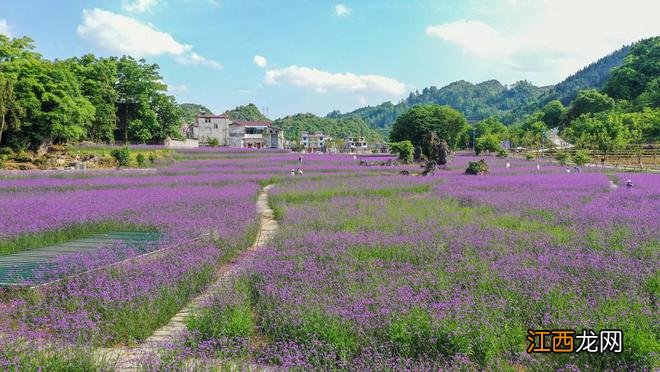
[205,118,211,123]
[214,124,218,129]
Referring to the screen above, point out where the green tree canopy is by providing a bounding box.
[566,89,615,120]
[224,103,269,121]
[541,100,566,128]
[389,104,468,153]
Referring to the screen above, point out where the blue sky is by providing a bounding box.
[1,0,659,118]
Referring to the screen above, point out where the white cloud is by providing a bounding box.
[167,84,188,94]
[265,65,406,96]
[335,4,351,17]
[253,55,268,68]
[426,0,660,83]
[77,9,221,69]
[0,19,12,37]
[122,0,160,13]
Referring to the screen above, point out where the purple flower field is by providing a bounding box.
[0,151,658,370]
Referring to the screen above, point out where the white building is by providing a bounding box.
[345,137,368,153]
[228,121,284,149]
[192,114,231,145]
[301,132,330,153]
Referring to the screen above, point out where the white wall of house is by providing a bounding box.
[195,116,231,145]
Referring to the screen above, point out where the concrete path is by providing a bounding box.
[113,185,277,371]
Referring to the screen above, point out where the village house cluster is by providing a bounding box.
[190,114,285,149]
[168,114,387,153]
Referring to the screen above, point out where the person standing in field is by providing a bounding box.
[298,156,303,165]
[291,169,296,176]
[626,179,634,188]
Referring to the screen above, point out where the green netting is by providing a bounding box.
[0,231,162,287]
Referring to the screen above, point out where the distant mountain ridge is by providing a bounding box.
[329,42,633,132]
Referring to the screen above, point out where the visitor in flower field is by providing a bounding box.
[290,169,296,176]
[626,179,634,188]
[296,168,303,175]
[298,156,303,165]
[574,166,581,173]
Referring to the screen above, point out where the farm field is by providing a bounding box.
[0,150,658,370]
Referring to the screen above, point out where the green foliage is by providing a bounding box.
[567,89,615,120]
[554,151,570,165]
[180,103,213,124]
[388,308,470,358]
[186,282,254,341]
[207,137,220,147]
[273,113,381,143]
[330,43,633,132]
[541,100,566,128]
[135,153,147,167]
[572,150,591,166]
[562,111,638,152]
[465,159,490,175]
[475,134,502,155]
[390,104,468,153]
[605,36,659,106]
[224,103,270,121]
[0,35,184,149]
[110,147,131,167]
[389,140,413,163]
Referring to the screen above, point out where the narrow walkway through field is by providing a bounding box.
[114,184,277,371]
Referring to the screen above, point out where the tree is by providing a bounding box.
[389,140,413,164]
[65,55,118,142]
[153,94,184,141]
[224,103,270,121]
[475,134,502,155]
[0,74,22,145]
[566,89,615,120]
[541,100,566,128]
[562,112,632,154]
[604,36,659,103]
[390,104,467,156]
[115,56,166,143]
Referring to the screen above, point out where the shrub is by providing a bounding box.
[555,151,570,165]
[0,147,13,156]
[573,150,591,166]
[389,140,414,164]
[525,153,535,160]
[148,152,156,163]
[475,134,502,155]
[136,153,147,167]
[465,159,490,175]
[496,149,507,158]
[207,138,220,147]
[110,147,131,167]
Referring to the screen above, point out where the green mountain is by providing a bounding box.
[224,103,270,122]
[272,113,381,142]
[331,42,634,133]
[180,103,213,123]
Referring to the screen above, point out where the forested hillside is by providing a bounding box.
[273,113,381,142]
[180,103,213,124]
[333,43,635,133]
[224,103,270,122]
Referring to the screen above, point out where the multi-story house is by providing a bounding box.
[192,114,232,145]
[301,132,330,153]
[345,137,368,153]
[228,121,284,149]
